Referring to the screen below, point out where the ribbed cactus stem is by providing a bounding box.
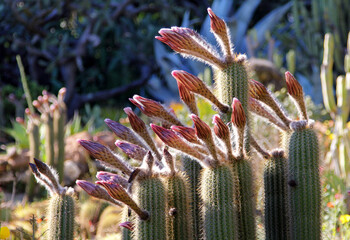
[264,150,290,240]
[215,59,249,120]
[200,164,238,240]
[47,193,75,240]
[181,155,202,240]
[54,106,66,183]
[133,177,166,240]
[26,119,40,199]
[165,172,193,240]
[288,126,321,240]
[234,158,256,240]
[44,113,55,166]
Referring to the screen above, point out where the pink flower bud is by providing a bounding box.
[231,98,246,129]
[285,71,303,98]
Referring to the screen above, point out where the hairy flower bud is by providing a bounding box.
[170,125,199,144]
[231,98,246,129]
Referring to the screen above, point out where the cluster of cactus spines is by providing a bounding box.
[31,88,67,182]
[29,158,75,240]
[263,149,289,240]
[73,8,323,240]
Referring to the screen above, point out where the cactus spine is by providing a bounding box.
[288,126,321,240]
[48,194,75,240]
[200,165,238,240]
[264,150,289,240]
[181,155,202,240]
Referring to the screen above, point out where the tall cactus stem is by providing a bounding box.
[47,193,75,240]
[200,164,238,240]
[165,172,193,240]
[181,155,202,240]
[264,150,290,240]
[288,127,321,240]
[133,177,167,240]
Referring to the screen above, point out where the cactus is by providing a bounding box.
[264,150,289,240]
[163,149,193,240]
[75,8,325,240]
[287,125,321,240]
[321,32,350,182]
[28,158,75,240]
[181,155,202,239]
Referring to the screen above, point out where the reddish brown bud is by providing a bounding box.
[170,125,199,143]
[190,114,212,140]
[285,71,303,98]
[156,27,224,68]
[78,139,132,175]
[151,124,181,147]
[207,8,226,35]
[130,95,164,117]
[212,114,229,139]
[177,80,195,104]
[249,79,269,100]
[231,98,246,129]
[97,181,148,220]
[76,180,110,199]
[124,107,147,133]
[172,70,229,113]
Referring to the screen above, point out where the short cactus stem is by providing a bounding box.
[215,59,249,121]
[234,158,256,240]
[133,177,167,240]
[200,164,238,240]
[164,172,193,240]
[181,155,202,240]
[287,126,321,240]
[264,150,290,240]
[47,193,75,240]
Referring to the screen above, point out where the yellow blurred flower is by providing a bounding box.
[339,214,350,224]
[0,226,10,239]
[169,102,184,113]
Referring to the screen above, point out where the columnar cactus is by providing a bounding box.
[29,158,75,240]
[73,8,323,240]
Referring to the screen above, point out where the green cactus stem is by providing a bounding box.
[200,164,238,240]
[235,158,256,240]
[288,125,321,240]
[54,105,66,183]
[43,113,55,166]
[215,59,249,120]
[47,193,75,240]
[133,177,166,240]
[121,207,132,240]
[181,155,202,240]
[264,150,290,240]
[164,171,193,240]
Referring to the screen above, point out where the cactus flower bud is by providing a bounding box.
[78,139,132,175]
[212,114,229,140]
[124,107,147,133]
[104,118,147,148]
[116,140,147,161]
[207,8,233,60]
[97,180,149,220]
[156,27,224,68]
[249,79,269,100]
[285,71,303,98]
[96,171,129,188]
[172,70,229,113]
[76,180,122,206]
[190,114,212,140]
[170,125,199,144]
[231,98,246,129]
